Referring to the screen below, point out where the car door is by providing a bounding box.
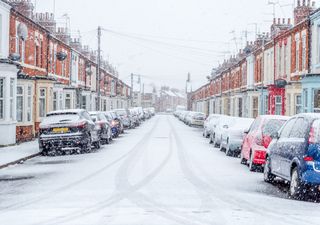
[243,118,261,160]
[271,118,296,176]
[281,117,309,179]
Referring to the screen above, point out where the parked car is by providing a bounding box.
[208,115,227,144]
[203,114,220,138]
[114,109,132,128]
[212,116,237,148]
[38,109,101,155]
[89,111,112,145]
[188,112,206,127]
[220,117,254,156]
[105,111,123,137]
[264,113,320,198]
[240,115,289,171]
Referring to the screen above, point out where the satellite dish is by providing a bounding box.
[17,23,28,41]
[56,52,67,61]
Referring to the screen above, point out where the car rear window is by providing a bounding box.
[41,114,80,126]
[263,119,286,136]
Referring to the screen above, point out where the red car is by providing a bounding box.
[240,115,289,171]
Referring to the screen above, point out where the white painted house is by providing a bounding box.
[0,1,19,146]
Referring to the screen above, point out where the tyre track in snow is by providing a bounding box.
[115,132,217,225]
[167,116,227,225]
[0,118,159,214]
[168,116,313,225]
[29,116,173,225]
[47,116,217,225]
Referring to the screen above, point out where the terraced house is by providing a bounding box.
[191,0,315,118]
[0,0,131,146]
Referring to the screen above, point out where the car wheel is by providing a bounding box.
[264,156,275,183]
[94,140,101,149]
[240,149,247,165]
[209,134,213,144]
[82,136,92,153]
[249,150,258,172]
[289,167,305,199]
[225,142,233,157]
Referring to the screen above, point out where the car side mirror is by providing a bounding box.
[244,129,249,134]
[271,132,279,139]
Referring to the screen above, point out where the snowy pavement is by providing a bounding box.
[0,115,320,225]
[0,140,39,168]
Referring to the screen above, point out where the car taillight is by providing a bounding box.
[304,156,314,162]
[262,135,272,148]
[309,127,315,144]
[71,121,86,129]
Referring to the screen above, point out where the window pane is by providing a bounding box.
[0,79,3,98]
[314,89,320,113]
[0,100,3,119]
[27,96,32,122]
[17,96,23,122]
[290,118,309,138]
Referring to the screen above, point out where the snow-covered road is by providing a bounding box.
[0,115,319,225]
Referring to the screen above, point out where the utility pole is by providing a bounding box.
[96,26,101,111]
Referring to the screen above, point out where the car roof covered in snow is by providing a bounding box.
[258,115,290,120]
[293,113,320,120]
[47,109,86,116]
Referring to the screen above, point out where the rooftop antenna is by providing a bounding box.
[53,0,56,16]
[268,0,279,19]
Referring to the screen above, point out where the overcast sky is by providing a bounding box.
[33,0,297,91]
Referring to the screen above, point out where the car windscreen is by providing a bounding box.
[263,119,286,136]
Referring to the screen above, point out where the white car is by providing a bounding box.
[203,114,221,138]
[188,112,206,127]
[220,117,254,156]
[208,115,226,144]
[211,116,237,148]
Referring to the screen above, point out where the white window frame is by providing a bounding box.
[10,78,14,120]
[275,95,282,115]
[39,88,46,118]
[295,94,302,114]
[16,85,23,122]
[302,35,306,70]
[27,85,32,122]
[64,92,72,110]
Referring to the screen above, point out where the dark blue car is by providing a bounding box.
[264,113,320,198]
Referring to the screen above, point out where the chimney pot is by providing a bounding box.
[298,0,301,6]
[282,18,285,24]
[288,18,291,24]
[303,0,306,6]
[273,18,276,24]
[308,0,311,6]
[312,1,316,7]
[278,18,281,24]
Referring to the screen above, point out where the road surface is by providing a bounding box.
[0,115,319,225]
